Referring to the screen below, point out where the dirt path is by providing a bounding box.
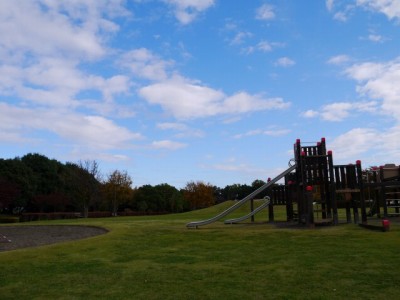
[0,225,108,252]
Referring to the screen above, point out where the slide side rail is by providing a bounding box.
[186,164,296,228]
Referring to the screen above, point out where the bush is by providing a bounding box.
[20,212,81,222]
[0,215,20,223]
[87,211,112,218]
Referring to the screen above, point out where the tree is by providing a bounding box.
[21,153,62,196]
[0,158,36,213]
[0,178,20,213]
[133,185,162,213]
[223,183,242,200]
[64,160,102,217]
[213,185,225,204]
[154,183,185,212]
[252,179,268,198]
[183,181,215,210]
[104,170,132,216]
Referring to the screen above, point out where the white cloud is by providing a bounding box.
[120,48,173,81]
[329,0,400,22]
[368,34,383,43]
[275,57,296,67]
[333,11,348,22]
[303,101,378,121]
[327,54,351,65]
[163,0,215,25]
[230,31,253,45]
[139,75,225,119]
[257,41,273,52]
[157,122,205,138]
[327,4,355,22]
[302,109,319,118]
[357,0,400,20]
[326,0,334,11]
[234,128,290,139]
[330,128,379,161]
[256,4,275,20]
[0,102,141,150]
[213,163,259,173]
[0,1,131,113]
[345,58,400,120]
[0,1,127,60]
[378,125,400,159]
[0,57,131,108]
[139,75,290,119]
[151,140,187,150]
[234,129,262,139]
[320,102,353,121]
[157,122,188,131]
[240,40,284,55]
[330,126,400,165]
[223,92,289,114]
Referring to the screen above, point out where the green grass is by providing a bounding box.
[1,204,399,300]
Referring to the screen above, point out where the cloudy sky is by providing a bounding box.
[1,0,400,188]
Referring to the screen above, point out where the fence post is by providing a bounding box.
[306,185,314,227]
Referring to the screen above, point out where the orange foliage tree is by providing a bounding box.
[183,181,215,210]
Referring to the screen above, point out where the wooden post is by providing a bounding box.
[267,178,274,222]
[328,150,337,224]
[306,185,314,227]
[251,198,255,222]
[298,150,307,224]
[286,181,294,221]
[268,201,274,222]
[380,166,388,218]
[352,198,359,224]
[357,160,368,224]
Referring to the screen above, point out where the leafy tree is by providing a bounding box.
[213,185,225,204]
[183,181,215,210]
[154,183,185,212]
[21,153,62,196]
[252,179,266,189]
[104,170,132,216]
[170,189,186,212]
[0,177,20,213]
[64,161,102,217]
[252,179,268,198]
[223,183,242,200]
[134,185,162,212]
[0,158,36,212]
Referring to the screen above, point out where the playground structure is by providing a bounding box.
[187,138,400,229]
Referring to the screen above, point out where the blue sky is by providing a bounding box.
[1,0,400,188]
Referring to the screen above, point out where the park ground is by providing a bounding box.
[0,203,399,300]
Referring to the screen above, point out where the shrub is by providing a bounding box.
[0,215,20,223]
[20,212,81,222]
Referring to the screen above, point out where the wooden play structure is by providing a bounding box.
[187,138,399,229]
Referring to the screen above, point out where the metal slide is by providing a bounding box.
[224,197,270,224]
[186,164,296,228]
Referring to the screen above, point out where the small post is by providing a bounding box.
[380,166,388,218]
[286,181,294,222]
[306,185,314,227]
[267,178,274,222]
[382,219,390,232]
[328,150,338,224]
[251,198,254,222]
[357,160,368,224]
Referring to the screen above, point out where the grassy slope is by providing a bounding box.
[0,204,399,300]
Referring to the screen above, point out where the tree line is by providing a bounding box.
[0,153,268,216]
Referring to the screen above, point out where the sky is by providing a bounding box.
[1,0,400,188]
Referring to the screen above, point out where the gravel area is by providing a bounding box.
[0,225,108,252]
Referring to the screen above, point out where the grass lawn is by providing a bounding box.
[1,203,399,300]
